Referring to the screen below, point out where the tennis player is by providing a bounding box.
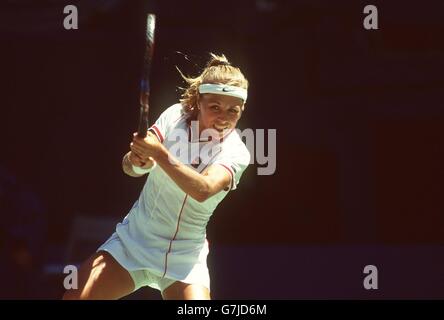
[63,53,250,300]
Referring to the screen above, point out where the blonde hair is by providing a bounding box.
[178,53,248,121]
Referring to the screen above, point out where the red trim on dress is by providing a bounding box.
[151,125,164,143]
[162,194,188,279]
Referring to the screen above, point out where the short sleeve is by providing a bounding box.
[212,142,251,191]
[148,104,184,143]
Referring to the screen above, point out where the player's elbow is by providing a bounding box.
[192,182,214,203]
[191,177,225,202]
[192,190,211,203]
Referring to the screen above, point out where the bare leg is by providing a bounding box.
[162,281,211,300]
[62,251,135,300]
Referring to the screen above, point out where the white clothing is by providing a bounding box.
[98,103,250,291]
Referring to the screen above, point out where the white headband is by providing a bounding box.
[198,83,247,102]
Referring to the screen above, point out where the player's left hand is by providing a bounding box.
[130,131,162,161]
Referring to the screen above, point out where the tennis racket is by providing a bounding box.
[137,13,156,138]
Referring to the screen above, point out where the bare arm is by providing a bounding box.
[155,144,231,202]
[131,132,231,202]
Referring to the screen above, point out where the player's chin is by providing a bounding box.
[212,124,232,133]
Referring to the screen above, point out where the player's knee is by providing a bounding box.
[62,256,107,300]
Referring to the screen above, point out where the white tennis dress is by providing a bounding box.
[98,103,250,292]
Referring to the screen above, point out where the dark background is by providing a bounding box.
[0,0,443,299]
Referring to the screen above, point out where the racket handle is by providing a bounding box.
[137,103,149,138]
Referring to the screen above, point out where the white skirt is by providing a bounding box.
[97,231,211,292]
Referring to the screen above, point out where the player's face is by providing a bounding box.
[197,94,244,136]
